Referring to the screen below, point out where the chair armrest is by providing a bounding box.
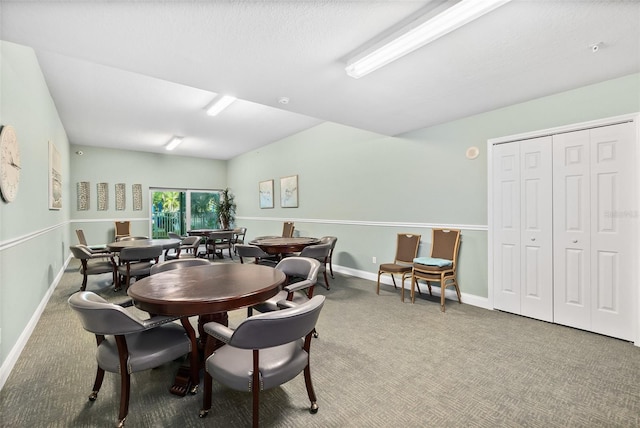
[88,252,116,260]
[276,299,299,309]
[284,279,314,293]
[140,315,182,329]
[202,322,234,344]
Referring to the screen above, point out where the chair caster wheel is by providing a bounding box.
[199,409,209,418]
[88,391,98,401]
[310,402,318,414]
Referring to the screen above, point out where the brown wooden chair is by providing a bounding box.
[411,228,461,312]
[282,221,295,238]
[376,233,421,302]
[114,221,131,241]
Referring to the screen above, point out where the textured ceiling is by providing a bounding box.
[1,0,639,159]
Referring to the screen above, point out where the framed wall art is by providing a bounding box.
[259,179,274,208]
[48,141,62,210]
[280,175,298,208]
[132,184,143,211]
[97,182,108,211]
[115,183,126,210]
[77,181,90,210]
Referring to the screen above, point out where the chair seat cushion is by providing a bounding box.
[117,261,154,276]
[207,339,307,391]
[379,263,412,273]
[97,323,190,374]
[83,261,114,275]
[413,257,452,267]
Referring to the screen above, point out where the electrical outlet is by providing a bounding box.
[372,256,377,264]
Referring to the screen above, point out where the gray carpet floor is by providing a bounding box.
[1,258,639,427]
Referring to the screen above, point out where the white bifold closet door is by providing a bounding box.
[493,136,553,322]
[553,122,635,341]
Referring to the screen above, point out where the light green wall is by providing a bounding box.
[0,41,71,370]
[69,144,227,244]
[1,34,639,381]
[228,72,640,300]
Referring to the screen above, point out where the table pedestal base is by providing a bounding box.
[168,312,229,397]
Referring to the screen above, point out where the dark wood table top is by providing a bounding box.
[107,238,181,251]
[249,236,320,255]
[127,263,286,317]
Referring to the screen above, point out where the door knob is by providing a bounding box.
[531,237,536,241]
[572,240,578,243]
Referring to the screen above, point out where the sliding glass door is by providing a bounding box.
[150,189,221,238]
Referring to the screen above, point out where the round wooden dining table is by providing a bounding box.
[106,238,181,252]
[127,263,286,396]
[249,236,320,256]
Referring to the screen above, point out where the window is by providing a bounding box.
[150,189,221,238]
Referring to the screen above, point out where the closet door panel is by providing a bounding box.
[553,130,591,330]
[589,122,635,340]
[520,137,553,321]
[493,143,521,314]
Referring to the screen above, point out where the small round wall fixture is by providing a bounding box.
[465,146,480,160]
[0,125,21,202]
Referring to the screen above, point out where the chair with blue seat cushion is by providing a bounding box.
[198,295,326,427]
[68,291,192,428]
[410,228,461,311]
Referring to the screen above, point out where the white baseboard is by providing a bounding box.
[332,264,491,310]
[0,256,71,391]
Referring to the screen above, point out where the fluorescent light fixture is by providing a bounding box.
[165,136,183,151]
[345,0,512,78]
[206,95,237,116]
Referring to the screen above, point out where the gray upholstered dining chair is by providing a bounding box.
[198,295,326,427]
[165,236,202,260]
[235,244,277,266]
[69,245,117,291]
[318,236,338,278]
[205,230,234,259]
[232,227,247,254]
[115,245,162,290]
[75,229,109,253]
[299,243,332,290]
[250,256,320,316]
[150,257,210,275]
[68,291,192,428]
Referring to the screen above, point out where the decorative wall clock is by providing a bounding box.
[0,125,20,202]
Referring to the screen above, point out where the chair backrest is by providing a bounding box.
[235,244,269,263]
[275,257,321,283]
[319,236,337,251]
[181,236,201,247]
[76,229,88,245]
[430,229,461,266]
[228,295,325,349]
[282,222,295,238]
[69,244,92,260]
[118,245,163,262]
[207,230,234,241]
[233,227,247,240]
[150,258,210,275]
[395,233,422,264]
[114,221,131,238]
[299,243,332,262]
[68,291,147,335]
[168,232,183,240]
